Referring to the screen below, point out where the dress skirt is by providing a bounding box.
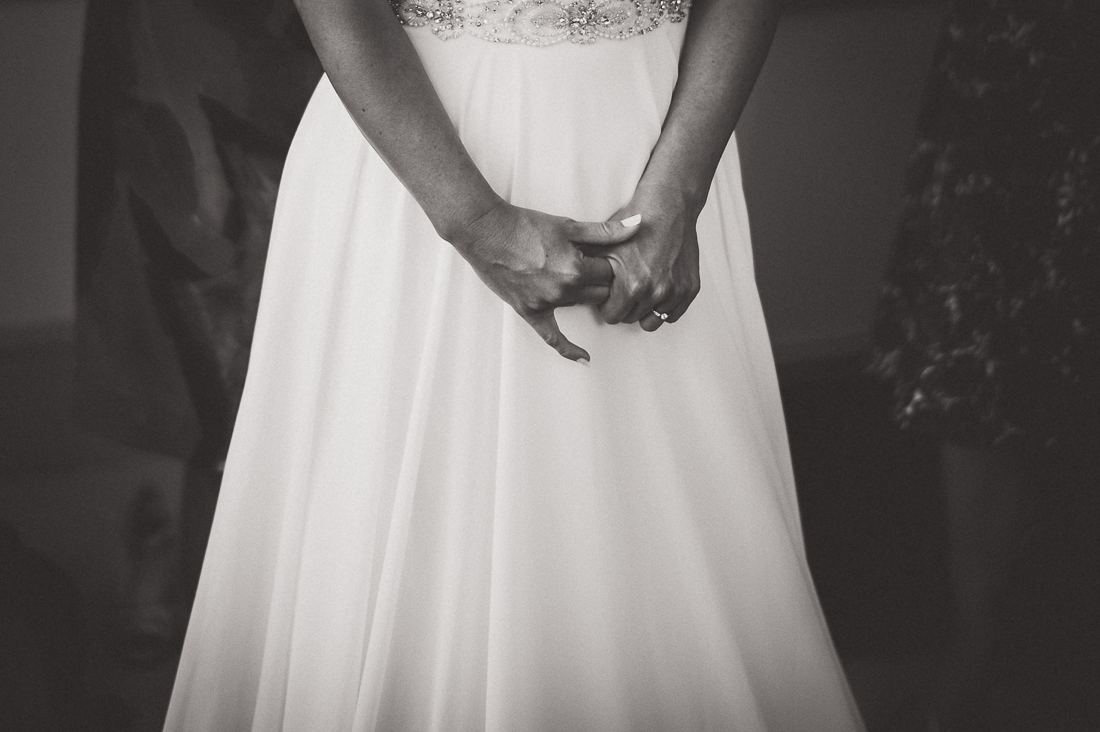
[163,19,865,732]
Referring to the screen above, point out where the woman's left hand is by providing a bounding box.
[587,181,702,332]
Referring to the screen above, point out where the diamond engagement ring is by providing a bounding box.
[652,310,669,321]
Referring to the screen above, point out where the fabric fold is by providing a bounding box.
[165,21,864,732]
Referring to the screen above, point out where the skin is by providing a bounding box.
[601,0,779,332]
[293,0,779,361]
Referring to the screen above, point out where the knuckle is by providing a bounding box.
[520,297,544,315]
[549,282,570,302]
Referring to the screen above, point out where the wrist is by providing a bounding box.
[430,187,506,247]
[437,195,511,254]
[633,177,707,220]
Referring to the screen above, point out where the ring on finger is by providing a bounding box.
[652,309,669,321]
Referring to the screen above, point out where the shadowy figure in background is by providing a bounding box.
[75,0,320,654]
[871,1,1100,729]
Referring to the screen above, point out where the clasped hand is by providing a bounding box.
[593,182,701,335]
[450,186,701,362]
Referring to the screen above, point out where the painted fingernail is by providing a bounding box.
[577,358,590,367]
[619,214,641,228]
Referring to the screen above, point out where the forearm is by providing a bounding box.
[293,0,501,241]
[641,0,779,212]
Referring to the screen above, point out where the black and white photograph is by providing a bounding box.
[1,0,1097,730]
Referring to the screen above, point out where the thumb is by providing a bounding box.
[564,213,642,246]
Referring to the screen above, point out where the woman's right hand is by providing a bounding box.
[448,201,640,363]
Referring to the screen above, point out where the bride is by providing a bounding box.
[163,0,865,729]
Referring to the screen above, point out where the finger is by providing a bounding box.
[595,259,633,324]
[526,310,590,362]
[623,299,652,325]
[563,214,641,246]
[639,298,677,332]
[600,295,634,324]
[639,312,664,332]
[639,306,671,332]
[665,287,698,323]
[598,280,635,324]
[576,254,614,285]
[575,284,611,305]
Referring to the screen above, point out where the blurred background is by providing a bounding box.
[1,0,1096,730]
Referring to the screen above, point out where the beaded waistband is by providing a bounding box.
[391,0,690,47]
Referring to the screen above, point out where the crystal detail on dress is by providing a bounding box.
[391,0,690,46]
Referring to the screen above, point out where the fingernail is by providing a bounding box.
[619,214,641,228]
[577,358,590,367]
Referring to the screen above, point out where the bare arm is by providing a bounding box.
[293,0,638,361]
[598,0,779,329]
[646,0,778,212]
[293,0,500,238]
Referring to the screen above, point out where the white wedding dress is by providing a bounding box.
[164,10,864,732]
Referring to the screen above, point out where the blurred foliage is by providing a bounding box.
[871,0,1100,449]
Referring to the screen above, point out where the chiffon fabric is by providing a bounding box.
[164,20,864,732]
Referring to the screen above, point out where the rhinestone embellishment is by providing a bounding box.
[391,0,690,46]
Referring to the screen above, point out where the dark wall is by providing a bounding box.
[738,1,945,361]
[0,0,84,333]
